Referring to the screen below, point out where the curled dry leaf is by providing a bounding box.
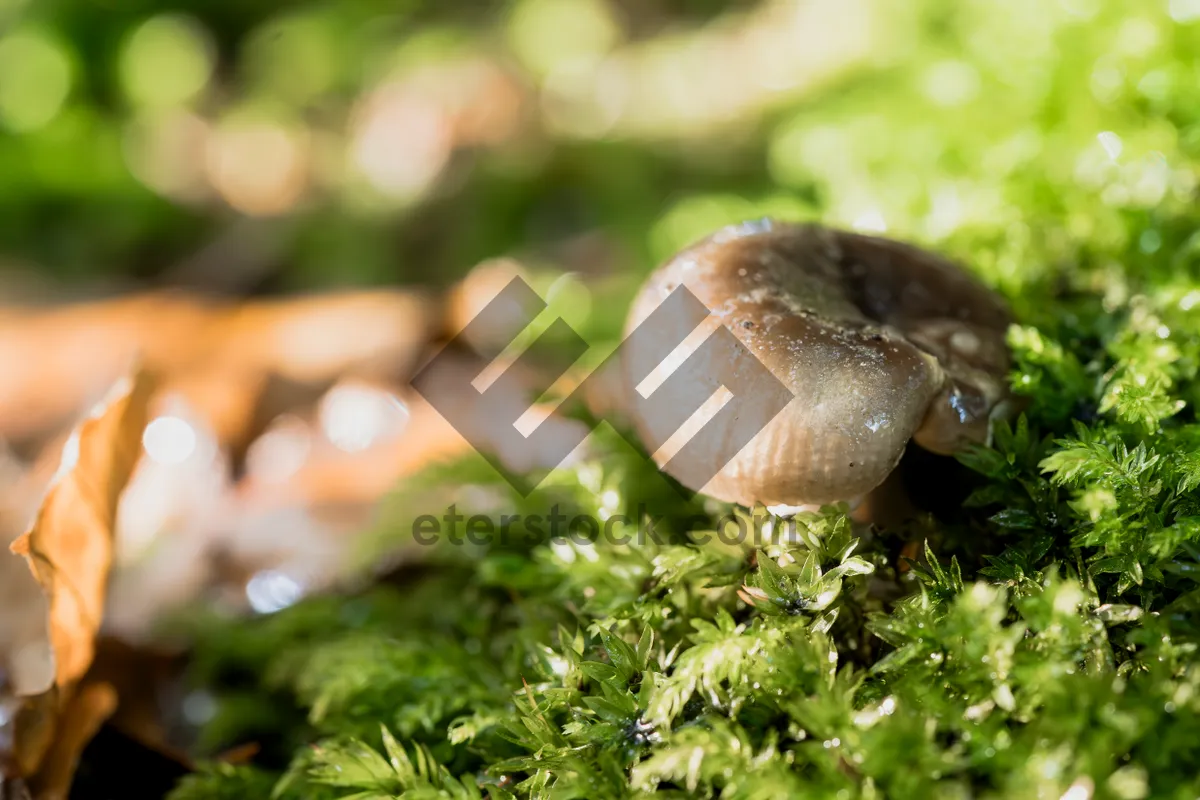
[0,290,437,449]
[1,371,155,786]
[11,371,156,687]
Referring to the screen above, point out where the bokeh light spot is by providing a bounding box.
[349,85,452,202]
[246,569,305,614]
[507,0,622,77]
[206,109,309,215]
[244,12,338,105]
[143,416,198,465]
[122,110,211,201]
[0,27,72,132]
[318,382,410,453]
[119,14,214,108]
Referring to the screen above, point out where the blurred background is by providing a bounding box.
[0,0,880,299]
[3,0,1199,309]
[2,0,1200,688]
[8,0,1194,302]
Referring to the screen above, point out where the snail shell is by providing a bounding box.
[623,220,1012,508]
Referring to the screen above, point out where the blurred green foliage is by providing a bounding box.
[5,0,1200,341]
[0,0,775,291]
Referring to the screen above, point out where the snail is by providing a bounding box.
[623,219,1012,510]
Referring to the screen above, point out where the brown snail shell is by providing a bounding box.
[623,219,1012,508]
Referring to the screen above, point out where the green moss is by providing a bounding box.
[171,2,1200,798]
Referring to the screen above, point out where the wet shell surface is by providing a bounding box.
[623,219,1012,508]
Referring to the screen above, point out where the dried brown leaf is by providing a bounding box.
[0,290,438,447]
[11,371,155,688]
[1,371,154,783]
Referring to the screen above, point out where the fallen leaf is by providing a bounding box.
[25,682,117,800]
[11,371,156,688]
[2,371,155,785]
[0,290,439,449]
